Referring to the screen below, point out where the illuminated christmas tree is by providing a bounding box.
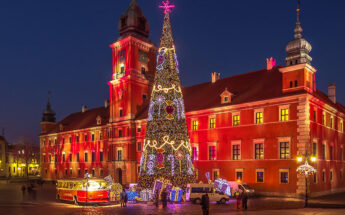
[138,0,195,189]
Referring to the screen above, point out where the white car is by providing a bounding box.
[186,183,229,204]
[229,181,255,196]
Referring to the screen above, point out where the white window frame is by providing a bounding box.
[231,140,241,160]
[255,169,265,183]
[279,169,289,184]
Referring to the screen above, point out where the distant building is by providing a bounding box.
[40,0,345,197]
[0,136,9,177]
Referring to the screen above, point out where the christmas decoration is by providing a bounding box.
[140,189,153,202]
[170,187,183,202]
[138,0,195,190]
[297,161,317,176]
[214,178,231,196]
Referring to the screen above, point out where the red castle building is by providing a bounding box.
[40,0,345,197]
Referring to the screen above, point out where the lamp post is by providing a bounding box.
[296,153,317,207]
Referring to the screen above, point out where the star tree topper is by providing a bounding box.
[159,0,175,14]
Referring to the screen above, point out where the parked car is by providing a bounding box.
[229,181,255,196]
[186,183,230,204]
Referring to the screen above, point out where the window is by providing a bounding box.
[232,145,240,160]
[280,169,289,184]
[55,154,57,163]
[84,134,88,142]
[290,81,293,88]
[341,120,344,132]
[119,109,123,117]
[62,138,65,144]
[256,170,264,183]
[142,94,147,100]
[78,169,81,176]
[280,108,289,121]
[236,170,243,181]
[330,170,333,182]
[100,152,103,162]
[119,129,123,137]
[137,127,142,133]
[76,135,79,143]
[100,132,103,140]
[313,173,317,183]
[209,118,215,129]
[233,115,240,126]
[192,120,198,130]
[322,112,326,125]
[100,169,103,177]
[69,154,72,162]
[280,142,290,159]
[255,143,264,160]
[322,144,326,160]
[92,169,95,177]
[70,169,72,176]
[212,169,219,180]
[322,170,326,182]
[85,152,88,162]
[208,146,216,160]
[92,152,95,162]
[120,65,125,74]
[137,142,141,151]
[294,80,298,87]
[224,96,229,102]
[192,146,199,161]
[65,169,68,176]
[49,155,51,163]
[313,110,317,122]
[330,146,333,160]
[92,133,95,141]
[69,137,72,143]
[76,153,79,162]
[117,149,123,161]
[141,67,146,75]
[85,169,88,176]
[255,112,263,124]
[62,153,65,162]
[54,138,57,145]
[312,142,317,157]
[330,117,334,129]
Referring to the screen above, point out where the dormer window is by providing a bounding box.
[96,115,102,125]
[220,88,232,104]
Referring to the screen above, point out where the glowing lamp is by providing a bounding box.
[237,179,241,183]
[310,157,317,162]
[297,157,303,162]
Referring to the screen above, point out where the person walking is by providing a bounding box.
[241,191,248,210]
[120,190,125,207]
[201,193,210,215]
[124,190,128,207]
[161,188,167,208]
[234,189,241,209]
[154,190,159,208]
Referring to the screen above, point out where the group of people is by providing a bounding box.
[120,189,128,207]
[21,183,37,200]
[200,190,249,215]
[154,188,168,208]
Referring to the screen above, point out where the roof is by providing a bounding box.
[47,66,345,134]
[45,107,109,134]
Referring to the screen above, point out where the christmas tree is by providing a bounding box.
[138,0,195,190]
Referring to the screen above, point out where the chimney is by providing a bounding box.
[104,100,110,108]
[82,105,88,113]
[266,57,276,71]
[211,72,220,83]
[328,83,336,103]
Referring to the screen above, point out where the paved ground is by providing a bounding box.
[1,181,345,214]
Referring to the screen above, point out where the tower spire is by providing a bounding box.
[294,0,303,39]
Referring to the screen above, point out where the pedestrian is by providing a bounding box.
[241,191,248,210]
[201,193,209,215]
[234,189,241,209]
[124,190,128,207]
[154,190,159,207]
[161,188,167,208]
[120,189,124,207]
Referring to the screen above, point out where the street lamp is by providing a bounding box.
[296,154,317,207]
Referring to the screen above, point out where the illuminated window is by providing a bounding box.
[330,117,334,129]
[233,115,240,126]
[330,170,333,182]
[120,65,125,74]
[100,132,103,140]
[255,112,263,124]
[280,108,289,122]
[322,112,326,125]
[209,118,215,129]
[100,152,103,162]
[279,142,290,159]
[322,144,326,160]
[85,152,88,162]
[212,169,220,180]
[192,146,199,161]
[117,149,123,161]
[232,144,240,160]
[236,170,243,181]
[255,143,264,160]
[256,170,264,183]
[208,146,216,160]
[341,120,344,132]
[280,169,289,184]
[54,138,57,145]
[192,121,199,131]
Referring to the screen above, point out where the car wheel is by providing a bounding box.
[194,198,201,204]
[220,198,226,204]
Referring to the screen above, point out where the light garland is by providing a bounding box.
[152,84,182,94]
[143,136,192,153]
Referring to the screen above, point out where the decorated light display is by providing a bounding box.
[297,161,316,176]
[214,178,231,196]
[138,0,195,190]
